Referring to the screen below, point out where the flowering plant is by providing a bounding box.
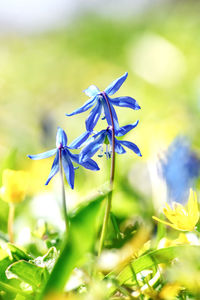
[153,189,199,231]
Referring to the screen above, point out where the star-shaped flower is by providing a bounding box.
[27,127,99,188]
[78,121,142,163]
[66,72,141,131]
[153,189,199,231]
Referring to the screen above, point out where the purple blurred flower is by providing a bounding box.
[159,136,200,204]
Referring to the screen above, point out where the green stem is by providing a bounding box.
[129,264,144,300]
[98,91,116,256]
[8,203,15,243]
[110,212,122,240]
[59,148,69,234]
[98,192,112,256]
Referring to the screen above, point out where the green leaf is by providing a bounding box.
[0,247,59,298]
[104,245,200,297]
[0,243,31,284]
[0,245,33,297]
[116,245,200,285]
[6,260,48,290]
[40,193,105,299]
[6,244,32,261]
[0,281,22,295]
[32,246,58,273]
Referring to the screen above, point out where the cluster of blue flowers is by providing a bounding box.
[28,72,141,188]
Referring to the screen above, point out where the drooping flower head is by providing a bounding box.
[27,127,99,189]
[0,169,29,204]
[78,121,142,163]
[66,72,141,131]
[159,136,200,204]
[153,189,199,231]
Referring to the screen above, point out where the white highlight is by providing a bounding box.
[129,33,186,87]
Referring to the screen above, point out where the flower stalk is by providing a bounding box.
[28,127,99,235]
[98,91,116,256]
[8,203,15,243]
[59,148,69,234]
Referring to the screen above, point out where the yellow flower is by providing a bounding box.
[0,169,29,204]
[153,189,199,231]
[159,283,183,299]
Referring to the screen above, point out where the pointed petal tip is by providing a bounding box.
[134,120,139,126]
[68,180,74,189]
[69,183,74,189]
[45,176,53,185]
[136,150,142,157]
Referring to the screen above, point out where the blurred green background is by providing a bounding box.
[0,0,200,241]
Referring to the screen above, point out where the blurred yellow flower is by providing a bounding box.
[159,282,183,299]
[0,169,29,204]
[158,233,191,249]
[153,189,199,231]
[44,292,79,300]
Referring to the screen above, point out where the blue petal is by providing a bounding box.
[104,72,128,96]
[72,130,104,150]
[102,99,119,130]
[91,129,106,140]
[114,140,126,154]
[62,149,75,189]
[110,102,120,130]
[110,96,141,110]
[116,120,139,137]
[69,152,100,171]
[86,100,102,131]
[107,132,126,154]
[80,131,107,162]
[45,151,59,185]
[83,85,100,97]
[56,127,68,148]
[79,158,100,171]
[80,129,105,147]
[119,140,142,157]
[68,131,91,149]
[66,96,97,116]
[27,148,57,160]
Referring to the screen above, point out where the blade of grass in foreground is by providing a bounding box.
[117,245,200,284]
[39,193,106,299]
[106,245,200,297]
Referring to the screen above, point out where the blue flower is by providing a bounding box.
[159,136,200,204]
[27,127,99,188]
[79,121,142,162]
[66,72,141,131]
